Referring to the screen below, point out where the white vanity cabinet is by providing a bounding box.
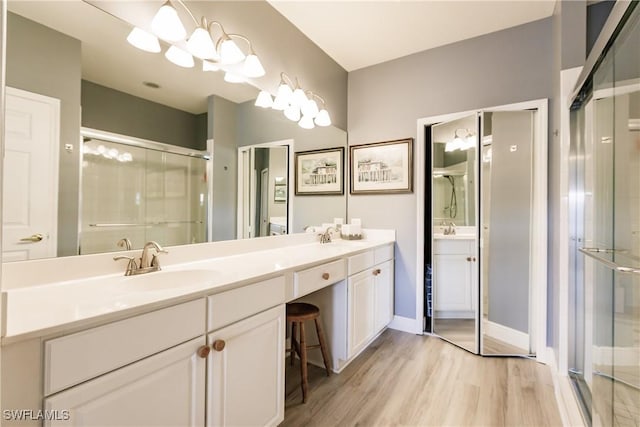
[206,277,286,427]
[347,244,394,359]
[433,239,476,316]
[44,337,207,427]
[42,299,207,427]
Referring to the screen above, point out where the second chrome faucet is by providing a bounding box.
[113,240,168,276]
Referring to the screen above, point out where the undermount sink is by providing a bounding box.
[115,269,218,292]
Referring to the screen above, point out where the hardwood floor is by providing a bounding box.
[282,329,562,426]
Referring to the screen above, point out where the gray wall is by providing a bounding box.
[487,111,533,333]
[209,95,238,242]
[81,80,206,150]
[348,18,554,319]
[236,101,347,233]
[6,12,81,257]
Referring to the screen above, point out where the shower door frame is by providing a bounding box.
[415,98,548,363]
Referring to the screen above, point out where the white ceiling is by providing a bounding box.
[267,0,557,71]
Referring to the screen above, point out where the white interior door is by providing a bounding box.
[3,87,60,261]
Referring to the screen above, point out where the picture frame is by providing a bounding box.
[274,183,287,202]
[350,138,413,194]
[294,147,344,195]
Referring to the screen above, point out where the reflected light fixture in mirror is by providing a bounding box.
[126,28,161,53]
[445,128,475,152]
[165,45,195,68]
[255,72,332,129]
[127,0,265,79]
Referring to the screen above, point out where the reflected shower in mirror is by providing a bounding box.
[2,0,347,263]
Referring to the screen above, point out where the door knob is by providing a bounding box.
[20,233,44,242]
[212,340,226,352]
[197,345,210,358]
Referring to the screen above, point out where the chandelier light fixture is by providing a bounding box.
[126,0,265,79]
[254,72,332,129]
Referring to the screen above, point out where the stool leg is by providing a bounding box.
[290,322,297,366]
[314,317,332,377]
[299,321,309,403]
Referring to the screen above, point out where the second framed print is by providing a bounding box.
[350,138,413,194]
[295,147,345,195]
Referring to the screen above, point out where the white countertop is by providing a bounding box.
[2,232,394,344]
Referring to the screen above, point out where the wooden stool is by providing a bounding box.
[286,302,331,403]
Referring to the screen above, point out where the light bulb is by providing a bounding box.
[151,1,186,42]
[165,45,194,68]
[219,36,245,64]
[314,109,331,127]
[291,87,307,107]
[243,54,265,78]
[255,90,273,108]
[127,27,161,53]
[187,27,217,60]
[299,115,315,129]
[272,83,293,110]
[301,98,319,118]
[224,72,245,83]
[284,105,301,122]
[202,60,220,72]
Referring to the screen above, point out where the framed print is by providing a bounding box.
[294,147,344,195]
[350,138,413,194]
[274,183,287,202]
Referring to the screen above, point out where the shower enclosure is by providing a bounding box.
[569,4,639,425]
[80,129,210,254]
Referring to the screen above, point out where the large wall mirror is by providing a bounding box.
[2,0,347,264]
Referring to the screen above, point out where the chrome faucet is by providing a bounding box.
[444,222,456,235]
[117,238,132,251]
[319,227,335,244]
[113,241,168,276]
[140,241,168,270]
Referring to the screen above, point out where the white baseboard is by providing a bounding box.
[483,319,529,350]
[547,347,586,427]
[388,315,421,334]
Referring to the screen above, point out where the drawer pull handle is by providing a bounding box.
[322,273,330,280]
[373,269,382,276]
[197,345,210,358]
[212,340,226,352]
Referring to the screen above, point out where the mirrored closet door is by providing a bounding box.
[426,102,545,357]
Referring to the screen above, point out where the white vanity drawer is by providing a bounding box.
[433,239,473,255]
[374,244,394,264]
[348,251,375,275]
[294,259,346,298]
[44,299,205,396]
[208,276,285,332]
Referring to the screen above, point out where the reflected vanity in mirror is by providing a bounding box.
[425,100,547,358]
[2,0,347,264]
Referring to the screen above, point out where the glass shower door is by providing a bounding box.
[571,6,639,425]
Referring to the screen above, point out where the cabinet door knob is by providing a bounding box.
[373,268,381,276]
[197,345,210,358]
[212,339,226,352]
[322,272,330,280]
[472,257,477,262]
[466,257,472,262]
